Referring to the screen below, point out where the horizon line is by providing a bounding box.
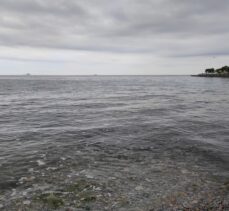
[0,74,191,76]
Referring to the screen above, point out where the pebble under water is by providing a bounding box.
[0,75,228,210]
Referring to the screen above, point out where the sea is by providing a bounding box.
[0,75,228,210]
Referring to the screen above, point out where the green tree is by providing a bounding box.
[221,66,229,73]
[205,68,215,74]
[216,68,222,74]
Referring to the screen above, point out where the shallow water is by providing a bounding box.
[0,75,228,210]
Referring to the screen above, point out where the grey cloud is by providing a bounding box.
[0,0,229,57]
[0,56,70,63]
[0,0,87,17]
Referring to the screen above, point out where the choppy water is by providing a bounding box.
[0,75,228,210]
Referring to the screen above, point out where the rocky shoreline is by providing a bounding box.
[1,173,228,211]
[0,152,228,211]
[191,74,229,78]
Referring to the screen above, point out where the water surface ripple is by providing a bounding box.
[0,76,228,210]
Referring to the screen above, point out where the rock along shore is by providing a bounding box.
[191,73,229,77]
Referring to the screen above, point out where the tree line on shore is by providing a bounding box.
[205,66,229,74]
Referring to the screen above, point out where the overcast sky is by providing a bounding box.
[0,0,228,75]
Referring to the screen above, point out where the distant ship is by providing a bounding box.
[26,73,31,76]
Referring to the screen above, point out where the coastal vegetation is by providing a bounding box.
[205,66,229,74]
[193,66,229,77]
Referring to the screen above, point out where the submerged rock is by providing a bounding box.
[135,185,144,191]
[37,160,45,166]
[23,200,31,205]
[37,193,64,209]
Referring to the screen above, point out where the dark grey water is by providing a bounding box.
[0,76,228,210]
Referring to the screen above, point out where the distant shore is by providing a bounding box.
[192,66,229,77]
[191,73,229,77]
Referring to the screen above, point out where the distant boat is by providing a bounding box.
[26,73,31,76]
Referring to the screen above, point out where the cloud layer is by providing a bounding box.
[0,0,229,74]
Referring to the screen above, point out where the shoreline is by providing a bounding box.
[1,155,228,211]
[191,74,229,78]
